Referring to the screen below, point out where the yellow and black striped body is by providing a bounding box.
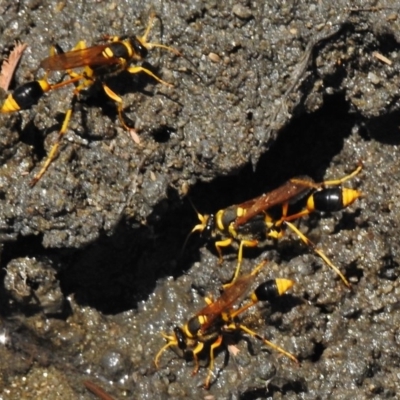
[1,79,52,112]
[1,13,179,186]
[155,269,297,389]
[199,185,360,251]
[191,165,362,286]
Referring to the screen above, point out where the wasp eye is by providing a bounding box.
[131,38,148,59]
[203,214,215,238]
[174,327,187,350]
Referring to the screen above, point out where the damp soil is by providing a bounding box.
[1,0,400,399]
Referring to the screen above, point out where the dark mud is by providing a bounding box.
[0,0,400,399]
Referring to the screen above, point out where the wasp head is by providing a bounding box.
[191,213,216,239]
[129,37,148,60]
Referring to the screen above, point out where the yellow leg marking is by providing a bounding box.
[288,177,319,190]
[275,195,313,223]
[237,324,299,364]
[230,299,257,320]
[29,107,73,186]
[154,332,178,368]
[231,279,294,321]
[102,84,123,103]
[224,247,263,291]
[191,345,203,376]
[215,238,233,264]
[72,40,87,51]
[204,335,223,389]
[138,12,182,57]
[140,11,156,43]
[230,239,259,284]
[282,208,312,223]
[290,164,362,190]
[238,239,259,267]
[30,41,95,185]
[30,77,94,186]
[284,220,350,287]
[48,45,57,57]
[49,75,85,90]
[101,83,134,131]
[321,164,362,187]
[228,261,269,318]
[99,35,121,42]
[290,164,362,189]
[126,66,173,87]
[66,42,96,82]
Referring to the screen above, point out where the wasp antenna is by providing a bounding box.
[144,42,182,57]
[192,214,208,232]
[141,11,157,44]
[187,198,209,233]
[179,201,209,259]
[139,12,181,56]
[140,12,204,83]
[146,41,205,84]
[179,230,195,260]
[187,196,200,215]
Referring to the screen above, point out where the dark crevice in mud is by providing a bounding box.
[52,92,363,314]
[19,119,46,160]
[58,196,194,314]
[240,377,308,399]
[0,235,64,317]
[1,235,47,267]
[310,341,326,362]
[0,91,370,318]
[361,109,400,144]
[185,92,358,230]
[151,125,175,143]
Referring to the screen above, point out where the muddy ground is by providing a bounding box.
[0,0,400,399]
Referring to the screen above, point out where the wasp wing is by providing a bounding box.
[197,274,254,333]
[40,44,120,71]
[234,178,314,228]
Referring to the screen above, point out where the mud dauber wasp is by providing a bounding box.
[155,261,298,389]
[189,164,362,287]
[1,13,180,186]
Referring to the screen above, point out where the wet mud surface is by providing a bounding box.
[1,0,400,399]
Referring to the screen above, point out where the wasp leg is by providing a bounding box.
[318,163,362,187]
[284,220,351,288]
[126,65,173,87]
[29,76,93,186]
[237,323,299,363]
[289,164,362,191]
[204,335,223,390]
[220,239,259,288]
[101,83,136,132]
[154,332,178,368]
[102,64,173,133]
[230,239,259,285]
[29,103,74,186]
[214,238,233,265]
